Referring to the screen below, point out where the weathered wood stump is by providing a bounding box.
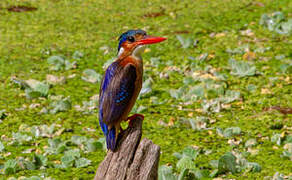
[94,116,160,180]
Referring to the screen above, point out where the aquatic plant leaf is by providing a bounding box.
[97,137,107,151]
[47,55,65,71]
[60,154,75,168]
[12,132,32,144]
[176,35,192,49]
[72,51,84,60]
[140,78,153,97]
[220,90,241,103]
[188,117,208,131]
[49,97,72,114]
[158,165,177,180]
[64,149,80,158]
[229,59,256,77]
[223,127,241,138]
[71,136,87,146]
[176,155,196,171]
[178,168,189,180]
[85,139,103,152]
[46,138,67,154]
[19,79,50,99]
[4,159,18,174]
[218,152,237,174]
[64,60,76,70]
[247,84,257,92]
[0,109,7,120]
[0,141,4,152]
[209,160,219,168]
[260,12,292,34]
[75,158,91,168]
[173,152,183,159]
[182,146,199,160]
[271,133,281,145]
[82,69,102,83]
[245,138,257,147]
[246,162,261,172]
[33,154,48,168]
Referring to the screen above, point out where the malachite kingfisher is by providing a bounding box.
[98,30,166,151]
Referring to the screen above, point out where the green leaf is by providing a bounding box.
[158,165,177,180]
[182,146,199,160]
[61,154,75,168]
[23,79,50,99]
[173,152,183,159]
[229,59,256,77]
[246,162,261,172]
[209,160,219,169]
[46,138,67,154]
[220,90,241,103]
[271,133,281,145]
[0,141,4,152]
[4,159,18,174]
[75,158,91,168]
[12,132,32,144]
[97,137,107,151]
[47,55,66,71]
[176,35,192,49]
[188,117,208,131]
[209,169,218,178]
[64,149,80,158]
[178,168,189,180]
[71,136,87,146]
[60,149,80,168]
[72,51,84,60]
[140,78,153,97]
[85,139,103,152]
[223,127,241,138]
[176,155,196,171]
[247,84,257,92]
[49,97,72,114]
[218,152,237,174]
[82,69,102,83]
[245,138,257,148]
[33,154,48,168]
[64,60,76,70]
[0,109,7,120]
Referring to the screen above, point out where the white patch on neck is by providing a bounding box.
[118,47,124,57]
[132,45,146,60]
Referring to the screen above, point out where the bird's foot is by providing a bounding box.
[127,114,144,122]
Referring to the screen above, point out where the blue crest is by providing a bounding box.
[118,30,146,52]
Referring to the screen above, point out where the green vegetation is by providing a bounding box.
[0,0,291,179]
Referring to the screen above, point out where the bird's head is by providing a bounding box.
[117,30,166,59]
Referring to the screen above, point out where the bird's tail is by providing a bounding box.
[99,118,118,151]
[106,127,117,151]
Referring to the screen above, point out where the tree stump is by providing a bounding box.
[94,116,160,180]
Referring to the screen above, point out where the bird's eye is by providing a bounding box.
[127,36,135,42]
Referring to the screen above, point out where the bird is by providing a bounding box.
[98,30,166,151]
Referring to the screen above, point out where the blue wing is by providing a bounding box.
[99,62,137,150]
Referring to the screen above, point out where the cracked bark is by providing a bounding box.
[94,116,160,180]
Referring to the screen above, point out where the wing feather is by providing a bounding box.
[99,63,137,126]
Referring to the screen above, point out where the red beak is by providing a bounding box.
[137,35,167,45]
